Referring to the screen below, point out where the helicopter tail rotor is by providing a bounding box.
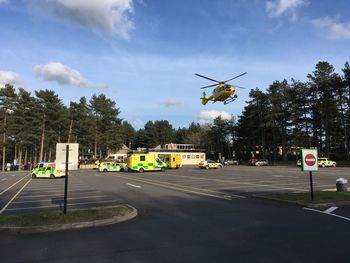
[200,92,209,105]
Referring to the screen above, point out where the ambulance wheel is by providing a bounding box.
[103,169,107,172]
[139,168,144,173]
[32,174,36,179]
[50,174,54,179]
[120,168,124,172]
[161,167,166,172]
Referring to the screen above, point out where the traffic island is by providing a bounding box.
[255,191,350,208]
[0,205,137,234]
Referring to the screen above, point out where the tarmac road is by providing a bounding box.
[1,166,350,262]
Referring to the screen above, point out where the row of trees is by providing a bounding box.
[236,61,350,161]
[1,60,349,170]
[0,85,131,171]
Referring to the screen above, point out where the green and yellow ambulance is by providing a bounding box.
[98,162,125,172]
[157,153,182,169]
[32,163,66,179]
[127,153,167,173]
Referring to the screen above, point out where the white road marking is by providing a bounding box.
[0,178,32,214]
[1,178,7,181]
[127,183,141,188]
[323,206,338,214]
[0,174,30,196]
[158,173,308,192]
[303,207,350,222]
[116,174,244,200]
[271,175,299,178]
[11,174,16,177]
[5,200,119,211]
[12,195,110,204]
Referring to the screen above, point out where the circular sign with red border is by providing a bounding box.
[304,153,316,166]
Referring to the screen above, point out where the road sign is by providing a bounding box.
[301,149,318,172]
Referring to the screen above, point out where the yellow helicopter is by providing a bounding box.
[195,72,247,105]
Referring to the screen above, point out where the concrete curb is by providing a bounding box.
[0,205,138,234]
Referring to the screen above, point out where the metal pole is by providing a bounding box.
[63,144,69,214]
[309,171,314,201]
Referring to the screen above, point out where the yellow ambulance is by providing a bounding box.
[127,153,167,173]
[32,163,66,179]
[157,153,182,169]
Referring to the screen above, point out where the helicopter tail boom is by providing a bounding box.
[200,92,210,105]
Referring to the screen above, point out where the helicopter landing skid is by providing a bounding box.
[223,96,236,105]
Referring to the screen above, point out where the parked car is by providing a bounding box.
[227,159,239,165]
[199,160,223,169]
[318,157,336,168]
[98,162,125,172]
[255,159,269,166]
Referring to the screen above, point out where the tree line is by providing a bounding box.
[236,61,350,161]
[1,60,349,170]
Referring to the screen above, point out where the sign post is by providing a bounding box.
[63,144,73,214]
[301,149,318,201]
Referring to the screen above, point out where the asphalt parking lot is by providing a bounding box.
[1,165,350,217]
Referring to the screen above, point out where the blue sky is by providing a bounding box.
[0,0,350,129]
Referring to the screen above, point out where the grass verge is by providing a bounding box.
[0,205,133,227]
[260,191,350,206]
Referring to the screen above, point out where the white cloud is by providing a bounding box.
[0,0,8,4]
[198,110,232,124]
[30,0,134,38]
[33,62,107,89]
[266,0,308,18]
[311,17,350,40]
[160,99,181,107]
[0,71,22,86]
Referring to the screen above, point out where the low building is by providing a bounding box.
[150,143,206,165]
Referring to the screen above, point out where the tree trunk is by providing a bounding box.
[24,148,28,170]
[68,119,73,143]
[18,147,22,171]
[39,115,46,162]
[2,114,6,172]
[261,127,266,159]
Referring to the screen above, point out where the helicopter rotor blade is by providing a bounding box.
[194,73,220,83]
[223,72,247,83]
[200,83,218,89]
[233,85,246,89]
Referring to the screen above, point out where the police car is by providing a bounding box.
[98,162,125,172]
[198,160,223,169]
[318,158,336,168]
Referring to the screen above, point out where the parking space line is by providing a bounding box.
[303,207,350,222]
[0,174,30,196]
[155,173,310,192]
[23,187,93,192]
[12,195,110,204]
[5,200,119,212]
[114,174,245,200]
[0,178,32,214]
[18,190,100,198]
